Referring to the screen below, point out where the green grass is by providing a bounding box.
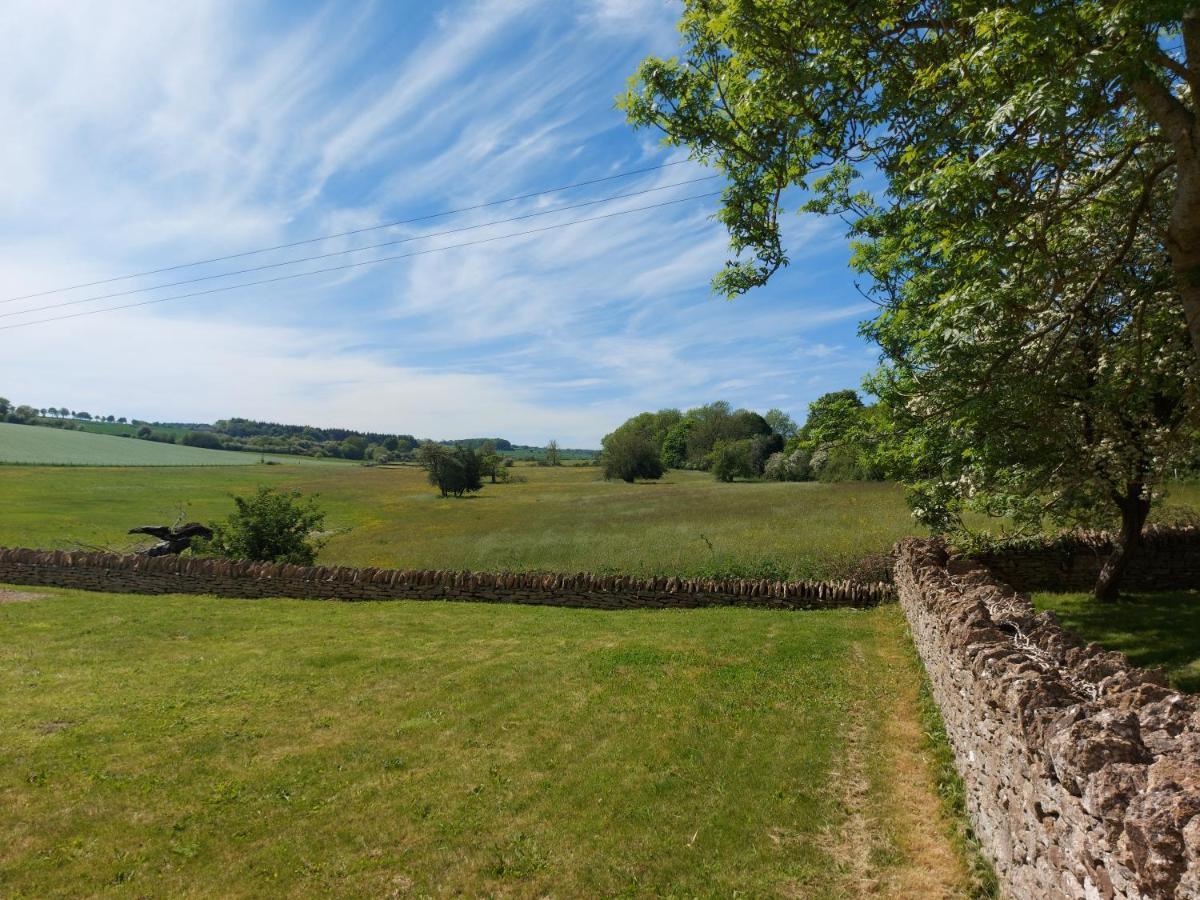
[0,423,346,467]
[0,589,971,897]
[1033,590,1200,693]
[0,463,919,579]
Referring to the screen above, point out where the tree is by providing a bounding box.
[201,486,327,565]
[601,429,665,482]
[710,439,755,482]
[0,398,9,418]
[800,391,866,448]
[478,440,502,483]
[181,431,223,450]
[544,439,562,467]
[661,419,694,468]
[865,155,1198,600]
[764,408,798,441]
[623,2,1200,363]
[416,441,483,497]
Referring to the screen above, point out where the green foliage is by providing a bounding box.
[661,419,693,468]
[606,401,790,476]
[416,441,484,497]
[181,431,223,450]
[763,448,812,482]
[709,439,754,482]
[200,486,327,565]
[600,430,664,483]
[621,3,1200,346]
[764,408,798,441]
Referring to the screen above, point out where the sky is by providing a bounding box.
[0,0,879,448]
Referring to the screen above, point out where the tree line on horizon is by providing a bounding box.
[600,392,886,484]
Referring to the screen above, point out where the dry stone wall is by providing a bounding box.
[896,538,1200,899]
[0,547,892,610]
[975,525,1200,593]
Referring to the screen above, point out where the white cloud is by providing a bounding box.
[0,0,875,445]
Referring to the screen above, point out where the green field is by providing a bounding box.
[0,463,919,579]
[0,423,345,467]
[0,588,974,897]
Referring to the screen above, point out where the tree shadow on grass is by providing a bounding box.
[1042,591,1200,693]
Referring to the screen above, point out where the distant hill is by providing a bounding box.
[0,423,346,467]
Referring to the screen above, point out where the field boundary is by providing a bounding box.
[896,538,1199,898]
[972,524,1200,593]
[0,547,893,610]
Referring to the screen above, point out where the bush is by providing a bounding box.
[710,439,755,482]
[601,430,664,483]
[197,486,327,565]
[181,431,223,450]
[763,448,813,481]
[417,441,484,497]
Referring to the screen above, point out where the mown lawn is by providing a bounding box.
[0,589,971,898]
[1033,590,1200,693]
[0,464,920,580]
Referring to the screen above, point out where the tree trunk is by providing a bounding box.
[1094,483,1151,602]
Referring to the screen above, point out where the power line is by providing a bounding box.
[4,159,696,304]
[0,191,721,332]
[0,175,719,321]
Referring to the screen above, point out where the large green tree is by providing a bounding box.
[622,1,1200,360]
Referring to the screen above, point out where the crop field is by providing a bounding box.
[0,463,922,580]
[0,587,973,897]
[0,423,344,467]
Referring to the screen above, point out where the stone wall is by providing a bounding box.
[975,525,1200,593]
[896,538,1199,899]
[0,547,892,610]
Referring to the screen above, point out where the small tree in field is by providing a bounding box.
[601,430,664,483]
[478,440,502,483]
[710,439,754,482]
[417,441,484,497]
[544,440,562,466]
[201,486,326,565]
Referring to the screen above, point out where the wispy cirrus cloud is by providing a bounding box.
[0,0,875,446]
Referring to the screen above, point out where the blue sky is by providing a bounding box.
[0,0,878,447]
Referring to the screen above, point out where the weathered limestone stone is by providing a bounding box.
[896,537,1199,899]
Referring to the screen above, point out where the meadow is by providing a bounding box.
[0,587,975,898]
[0,462,925,579]
[0,423,344,468]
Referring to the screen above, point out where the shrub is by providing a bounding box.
[601,430,664,483]
[181,431,223,450]
[710,439,755,482]
[198,486,327,565]
[763,448,813,481]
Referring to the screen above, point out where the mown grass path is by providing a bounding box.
[1,589,974,897]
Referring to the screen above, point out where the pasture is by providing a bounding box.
[0,423,343,468]
[0,463,920,580]
[0,588,972,898]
